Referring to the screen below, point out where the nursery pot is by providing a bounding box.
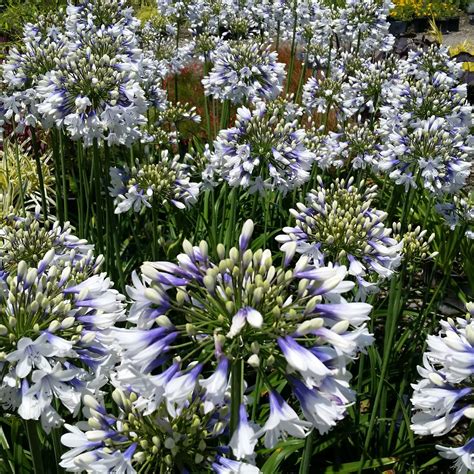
[412,17,429,33]
[444,16,460,31]
[388,19,409,36]
[465,71,474,104]
[468,83,474,105]
[453,52,474,63]
[436,17,460,33]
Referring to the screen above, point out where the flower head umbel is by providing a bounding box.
[202,41,285,104]
[30,0,150,146]
[0,211,125,432]
[60,389,258,473]
[411,302,474,473]
[109,150,200,213]
[0,209,91,274]
[119,220,374,448]
[276,177,403,298]
[205,100,315,194]
[378,46,472,194]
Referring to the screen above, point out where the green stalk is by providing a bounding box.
[230,358,244,435]
[251,372,263,421]
[358,270,404,473]
[224,187,238,250]
[203,61,212,143]
[51,426,63,474]
[263,192,270,246]
[14,138,26,214]
[59,130,68,222]
[285,2,298,95]
[77,141,85,236]
[51,129,63,221]
[212,99,217,138]
[276,20,281,52]
[295,53,308,103]
[174,22,180,103]
[92,138,104,254]
[299,431,314,474]
[25,421,45,474]
[220,99,231,130]
[104,143,124,287]
[151,204,159,260]
[31,128,48,220]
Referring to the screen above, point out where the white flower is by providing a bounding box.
[254,391,311,448]
[164,364,202,417]
[229,405,258,460]
[7,334,56,378]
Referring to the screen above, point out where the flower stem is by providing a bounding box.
[285,2,298,95]
[295,53,308,103]
[230,358,244,435]
[203,61,212,143]
[31,128,48,221]
[25,420,45,474]
[92,138,104,254]
[59,130,68,222]
[220,99,231,130]
[359,269,404,472]
[151,204,159,260]
[14,138,25,214]
[299,430,314,474]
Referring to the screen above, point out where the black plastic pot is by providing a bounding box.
[453,52,474,63]
[436,17,460,33]
[412,17,429,33]
[467,83,474,105]
[388,19,409,36]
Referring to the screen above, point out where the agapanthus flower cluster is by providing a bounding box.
[205,100,315,194]
[302,65,346,117]
[277,177,403,299]
[114,219,374,459]
[305,118,380,170]
[2,10,67,92]
[65,0,140,37]
[36,34,147,146]
[378,116,471,194]
[333,0,394,57]
[378,46,472,194]
[435,196,474,238]
[109,150,200,214]
[392,224,438,271]
[202,40,285,104]
[151,101,201,146]
[139,16,194,77]
[0,210,91,273]
[341,58,398,117]
[411,302,474,474]
[60,388,259,473]
[0,210,125,432]
[0,0,162,146]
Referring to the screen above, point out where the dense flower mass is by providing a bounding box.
[205,100,315,193]
[411,302,474,474]
[377,47,472,193]
[202,40,285,104]
[109,150,200,213]
[0,210,125,432]
[0,0,473,471]
[60,389,259,473]
[276,177,403,298]
[115,220,374,451]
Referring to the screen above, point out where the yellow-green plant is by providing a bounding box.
[0,139,55,217]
